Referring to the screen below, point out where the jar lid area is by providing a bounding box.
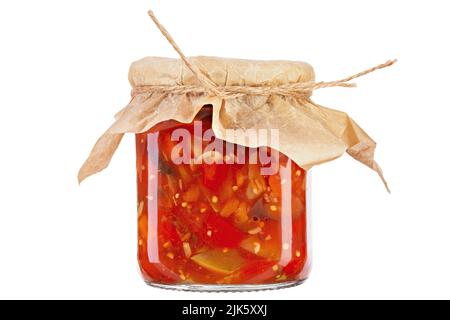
[129,56,315,88]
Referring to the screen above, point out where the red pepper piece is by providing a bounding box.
[238,260,277,283]
[204,213,245,248]
[282,259,304,277]
[202,163,228,191]
[159,220,181,246]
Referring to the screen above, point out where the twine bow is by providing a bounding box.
[134,10,397,99]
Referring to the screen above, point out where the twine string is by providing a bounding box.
[143,10,396,99]
[148,10,222,97]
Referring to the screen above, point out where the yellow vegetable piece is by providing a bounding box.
[219,171,234,202]
[183,184,200,203]
[236,167,248,187]
[240,236,281,261]
[234,202,249,224]
[191,249,244,275]
[220,198,240,218]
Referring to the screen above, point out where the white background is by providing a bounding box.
[0,0,449,300]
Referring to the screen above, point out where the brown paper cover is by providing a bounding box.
[79,56,388,190]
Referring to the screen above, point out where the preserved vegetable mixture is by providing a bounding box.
[136,107,309,286]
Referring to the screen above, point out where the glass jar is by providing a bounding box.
[136,106,311,291]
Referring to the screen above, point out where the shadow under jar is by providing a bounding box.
[136,106,311,291]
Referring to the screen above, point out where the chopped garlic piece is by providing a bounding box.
[211,196,219,204]
[207,230,212,237]
[277,274,288,281]
[167,252,175,259]
[272,265,279,272]
[248,227,262,235]
[296,250,301,258]
[183,242,192,258]
[253,242,261,254]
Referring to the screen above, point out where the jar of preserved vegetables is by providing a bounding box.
[79,54,390,291]
[136,106,311,291]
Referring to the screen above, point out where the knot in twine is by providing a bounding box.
[132,10,396,99]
